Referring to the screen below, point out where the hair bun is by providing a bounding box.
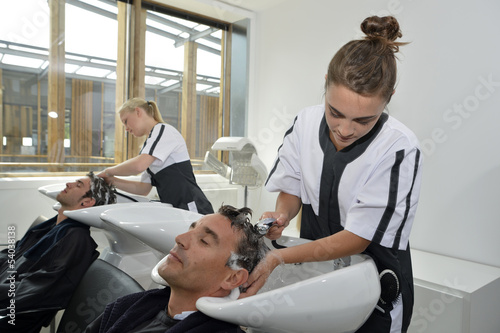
[361,16,402,42]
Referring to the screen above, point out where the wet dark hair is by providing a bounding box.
[326,16,408,103]
[82,171,117,206]
[218,205,268,274]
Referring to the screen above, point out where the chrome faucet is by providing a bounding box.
[254,217,277,235]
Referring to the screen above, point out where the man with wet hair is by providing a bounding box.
[0,172,116,333]
[84,205,268,333]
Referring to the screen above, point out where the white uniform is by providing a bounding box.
[139,123,214,214]
[139,123,191,179]
[266,105,423,332]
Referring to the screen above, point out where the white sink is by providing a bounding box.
[64,203,165,253]
[196,236,380,333]
[63,203,173,289]
[99,204,202,255]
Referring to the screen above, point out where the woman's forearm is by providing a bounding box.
[278,229,371,264]
[275,191,302,222]
[112,178,153,196]
[106,154,155,177]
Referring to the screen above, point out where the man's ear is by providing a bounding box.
[221,269,249,291]
[79,197,96,208]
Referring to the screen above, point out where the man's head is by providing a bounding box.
[56,171,116,210]
[158,205,267,298]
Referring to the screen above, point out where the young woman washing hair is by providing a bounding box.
[242,16,422,333]
[99,98,213,214]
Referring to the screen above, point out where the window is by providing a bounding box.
[142,5,227,169]
[0,0,233,175]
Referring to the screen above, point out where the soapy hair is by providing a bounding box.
[218,205,268,274]
[82,171,117,206]
[326,15,408,103]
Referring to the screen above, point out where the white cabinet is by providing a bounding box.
[409,249,500,333]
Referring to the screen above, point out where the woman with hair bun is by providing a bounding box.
[98,97,214,214]
[242,16,422,332]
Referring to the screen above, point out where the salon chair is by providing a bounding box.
[56,259,144,333]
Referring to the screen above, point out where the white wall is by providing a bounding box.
[248,0,500,268]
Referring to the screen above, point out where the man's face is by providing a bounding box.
[158,213,241,295]
[56,176,92,209]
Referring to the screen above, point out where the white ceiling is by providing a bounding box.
[217,0,288,12]
[153,0,288,22]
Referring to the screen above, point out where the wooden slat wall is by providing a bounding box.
[219,28,231,164]
[47,0,66,169]
[2,105,32,154]
[37,80,42,156]
[129,0,147,158]
[199,95,219,159]
[71,79,93,160]
[114,0,128,164]
[181,41,198,157]
[115,0,146,163]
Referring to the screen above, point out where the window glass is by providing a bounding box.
[0,0,117,173]
[0,0,230,175]
[144,9,223,170]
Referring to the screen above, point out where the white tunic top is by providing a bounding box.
[266,104,423,250]
[139,123,191,184]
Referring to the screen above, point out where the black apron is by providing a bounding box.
[147,160,214,215]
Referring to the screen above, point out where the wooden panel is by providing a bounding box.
[71,79,93,160]
[115,0,146,163]
[37,80,41,156]
[114,0,128,163]
[218,28,231,164]
[181,41,198,156]
[47,0,66,168]
[199,95,219,158]
[129,0,146,158]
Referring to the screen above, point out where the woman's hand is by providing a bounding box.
[260,211,290,240]
[97,169,114,185]
[239,250,282,299]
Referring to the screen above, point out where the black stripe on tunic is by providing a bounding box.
[392,148,421,249]
[372,149,405,244]
[147,124,165,155]
[265,116,298,186]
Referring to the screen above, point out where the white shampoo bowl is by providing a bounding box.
[64,203,166,253]
[63,202,173,289]
[196,236,381,333]
[99,205,203,254]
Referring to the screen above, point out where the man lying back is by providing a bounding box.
[0,171,116,333]
[85,204,268,333]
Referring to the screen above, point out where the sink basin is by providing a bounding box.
[196,237,380,333]
[64,203,165,253]
[63,203,172,289]
[99,204,202,254]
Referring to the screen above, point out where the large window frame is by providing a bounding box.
[0,0,235,176]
